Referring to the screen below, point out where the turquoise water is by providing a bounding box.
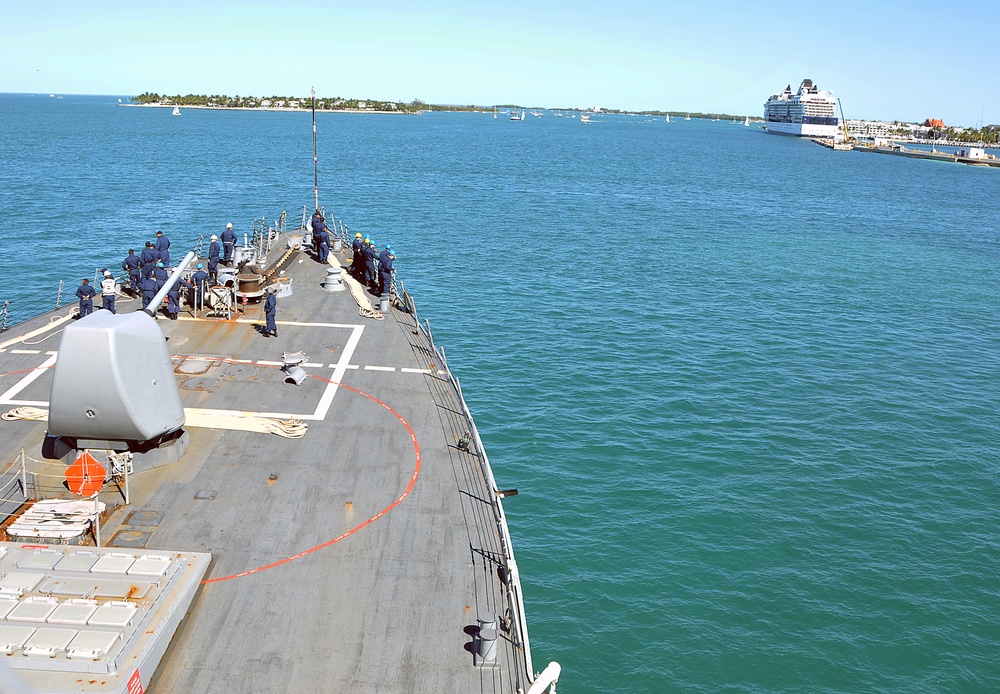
[2,95,1000,692]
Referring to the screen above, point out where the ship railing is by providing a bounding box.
[0,228,219,331]
[404,291,558,692]
[251,211,287,266]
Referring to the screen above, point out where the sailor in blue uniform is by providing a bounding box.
[208,234,221,281]
[263,285,278,338]
[100,270,117,314]
[310,210,324,255]
[122,249,141,295]
[153,261,169,291]
[155,230,171,266]
[351,232,364,279]
[166,276,193,320]
[141,270,158,311]
[191,263,210,310]
[140,241,158,275]
[362,238,377,289]
[378,244,395,297]
[318,227,330,264]
[221,223,237,265]
[75,279,96,318]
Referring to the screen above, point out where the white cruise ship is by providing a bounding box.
[763,79,839,137]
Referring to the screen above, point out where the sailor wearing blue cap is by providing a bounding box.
[362,237,377,290]
[378,244,395,297]
[154,261,168,291]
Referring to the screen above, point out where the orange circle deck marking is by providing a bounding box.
[200,372,421,584]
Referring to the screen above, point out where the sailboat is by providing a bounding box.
[744,115,750,127]
[665,114,670,123]
[171,105,181,116]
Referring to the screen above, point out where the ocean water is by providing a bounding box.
[2,95,999,692]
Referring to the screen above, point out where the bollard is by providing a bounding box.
[379,294,390,313]
[322,267,344,292]
[473,617,498,666]
[332,238,343,253]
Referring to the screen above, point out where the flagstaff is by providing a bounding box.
[312,86,318,211]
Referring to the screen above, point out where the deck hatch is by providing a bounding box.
[66,629,120,659]
[47,599,99,625]
[88,601,137,628]
[0,572,45,596]
[0,624,35,654]
[6,596,59,622]
[90,553,135,575]
[127,555,171,578]
[0,597,18,618]
[54,552,100,573]
[22,626,77,656]
[16,550,63,571]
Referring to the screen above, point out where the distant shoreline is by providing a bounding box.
[123,103,413,115]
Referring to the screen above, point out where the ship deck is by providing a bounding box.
[0,240,532,692]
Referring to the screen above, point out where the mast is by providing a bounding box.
[312,86,319,211]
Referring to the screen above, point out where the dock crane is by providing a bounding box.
[833,98,855,150]
[837,98,853,144]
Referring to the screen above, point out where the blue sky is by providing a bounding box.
[3,0,997,126]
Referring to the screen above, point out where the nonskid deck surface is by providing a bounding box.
[0,245,527,692]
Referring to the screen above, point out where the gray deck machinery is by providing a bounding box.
[42,253,196,471]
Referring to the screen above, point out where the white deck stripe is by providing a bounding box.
[10,350,41,355]
[303,324,364,421]
[0,353,58,405]
[400,368,432,374]
[364,365,396,372]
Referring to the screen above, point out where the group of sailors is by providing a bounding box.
[77,225,242,320]
[76,214,394,327]
[309,211,396,297]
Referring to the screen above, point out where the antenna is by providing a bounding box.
[312,87,319,211]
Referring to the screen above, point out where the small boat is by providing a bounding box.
[685,114,691,121]
[172,105,181,116]
[665,114,670,123]
[744,116,750,126]
[580,114,593,124]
